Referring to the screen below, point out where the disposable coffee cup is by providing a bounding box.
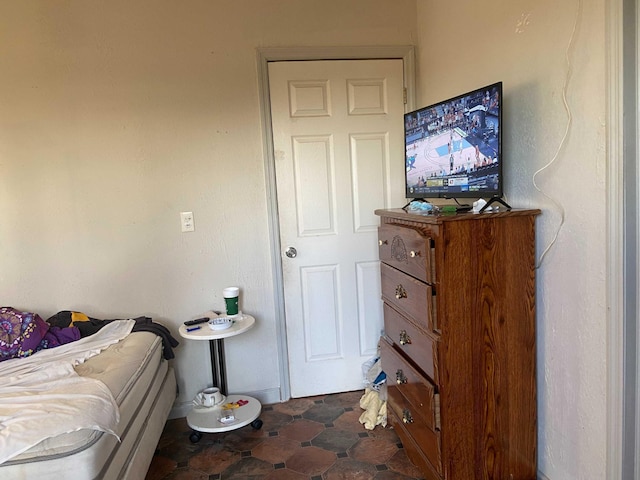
[223,287,239,316]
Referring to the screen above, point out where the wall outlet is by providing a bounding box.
[180,211,195,232]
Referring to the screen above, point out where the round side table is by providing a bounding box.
[178,312,262,442]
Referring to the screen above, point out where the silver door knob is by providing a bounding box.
[284,246,297,258]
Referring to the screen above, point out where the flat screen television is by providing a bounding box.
[404,82,503,200]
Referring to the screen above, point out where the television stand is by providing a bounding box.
[479,196,511,213]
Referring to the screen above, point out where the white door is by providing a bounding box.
[268,59,406,397]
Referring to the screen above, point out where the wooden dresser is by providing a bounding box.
[376,208,540,480]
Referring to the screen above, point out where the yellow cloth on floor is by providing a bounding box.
[359,388,387,430]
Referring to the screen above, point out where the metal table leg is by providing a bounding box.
[209,338,227,395]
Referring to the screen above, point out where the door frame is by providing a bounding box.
[606,1,624,478]
[607,0,637,478]
[256,46,416,401]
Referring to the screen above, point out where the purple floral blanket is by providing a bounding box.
[0,307,80,362]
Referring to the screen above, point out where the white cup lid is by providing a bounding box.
[223,287,239,297]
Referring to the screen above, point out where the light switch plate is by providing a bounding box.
[180,211,194,232]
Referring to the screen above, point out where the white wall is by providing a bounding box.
[416,1,607,479]
[0,0,418,413]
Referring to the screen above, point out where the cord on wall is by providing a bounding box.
[533,0,582,269]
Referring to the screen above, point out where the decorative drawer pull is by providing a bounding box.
[396,369,407,384]
[402,409,414,424]
[399,330,412,345]
[378,239,388,246]
[409,250,421,258]
[395,284,407,299]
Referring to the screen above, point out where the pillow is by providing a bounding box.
[0,307,50,362]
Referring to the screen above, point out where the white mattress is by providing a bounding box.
[0,331,175,479]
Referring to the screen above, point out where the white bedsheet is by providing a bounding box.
[0,320,135,464]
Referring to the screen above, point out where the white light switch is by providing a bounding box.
[180,211,195,232]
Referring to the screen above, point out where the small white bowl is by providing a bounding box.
[208,316,233,331]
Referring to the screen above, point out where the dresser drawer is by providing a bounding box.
[387,394,442,476]
[383,344,442,475]
[381,263,435,333]
[383,303,439,384]
[380,338,439,433]
[378,224,434,283]
[387,407,443,480]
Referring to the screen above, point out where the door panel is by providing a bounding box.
[351,132,390,231]
[292,135,334,235]
[301,264,341,360]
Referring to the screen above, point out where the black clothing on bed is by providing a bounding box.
[46,311,180,360]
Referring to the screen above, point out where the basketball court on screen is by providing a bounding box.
[406,126,488,190]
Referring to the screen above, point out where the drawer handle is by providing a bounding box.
[402,408,414,424]
[378,239,388,246]
[395,285,407,299]
[399,330,412,345]
[396,369,407,385]
[409,250,421,258]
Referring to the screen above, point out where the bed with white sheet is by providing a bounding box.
[0,318,177,480]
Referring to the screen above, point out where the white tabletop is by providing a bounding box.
[186,394,261,433]
[178,312,255,341]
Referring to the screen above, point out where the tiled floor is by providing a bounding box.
[146,390,425,480]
